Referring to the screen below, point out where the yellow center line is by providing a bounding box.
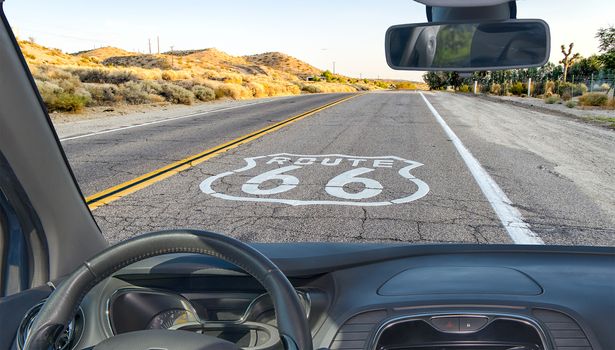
[85,93,364,210]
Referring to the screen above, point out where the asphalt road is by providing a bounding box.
[60,92,615,246]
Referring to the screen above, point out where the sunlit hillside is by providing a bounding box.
[17,39,424,113]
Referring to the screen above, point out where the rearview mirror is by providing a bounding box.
[385,20,550,71]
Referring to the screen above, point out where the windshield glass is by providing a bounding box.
[5,0,615,247]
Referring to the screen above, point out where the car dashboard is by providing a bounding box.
[11,243,615,350]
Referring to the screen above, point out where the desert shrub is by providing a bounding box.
[161,70,191,81]
[565,100,577,108]
[247,82,267,97]
[83,83,120,105]
[544,81,556,96]
[458,84,471,93]
[578,93,608,106]
[608,98,615,109]
[214,83,252,99]
[600,83,611,91]
[509,81,524,96]
[351,83,373,91]
[544,95,560,104]
[561,91,572,101]
[396,82,417,90]
[490,83,501,95]
[73,68,137,84]
[118,82,157,104]
[192,85,215,101]
[159,83,195,104]
[35,78,91,112]
[301,84,323,93]
[223,74,243,84]
[138,80,164,94]
[45,92,90,112]
[578,83,588,94]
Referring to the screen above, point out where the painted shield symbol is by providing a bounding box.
[200,153,429,206]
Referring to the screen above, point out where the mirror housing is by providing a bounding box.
[385,19,550,71]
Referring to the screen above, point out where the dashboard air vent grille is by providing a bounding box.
[533,308,592,350]
[330,310,387,350]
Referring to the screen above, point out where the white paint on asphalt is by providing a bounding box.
[419,92,544,245]
[59,98,290,142]
[200,153,430,206]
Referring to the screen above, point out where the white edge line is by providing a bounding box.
[419,92,544,245]
[59,96,295,142]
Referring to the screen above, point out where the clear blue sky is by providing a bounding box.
[4,0,614,80]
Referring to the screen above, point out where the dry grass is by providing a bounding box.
[18,40,420,113]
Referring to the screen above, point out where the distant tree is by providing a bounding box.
[559,43,581,82]
[569,55,602,80]
[595,26,615,74]
[322,70,334,82]
[596,26,615,53]
[422,71,447,90]
[28,36,35,43]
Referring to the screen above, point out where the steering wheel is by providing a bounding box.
[24,230,312,350]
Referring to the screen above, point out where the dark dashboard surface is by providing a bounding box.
[6,243,615,350]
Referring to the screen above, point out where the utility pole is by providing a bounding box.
[527,78,532,96]
[148,38,151,54]
[332,61,336,74]
[157,36,160,54]
[170,45,174,68]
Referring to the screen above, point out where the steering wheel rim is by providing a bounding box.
[24,230,312,350]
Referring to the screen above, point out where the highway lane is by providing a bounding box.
[61,93,352,196]
[60,91,615,246]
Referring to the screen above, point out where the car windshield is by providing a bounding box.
[4,0,614,247]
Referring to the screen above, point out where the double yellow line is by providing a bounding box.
[86,93,362,210]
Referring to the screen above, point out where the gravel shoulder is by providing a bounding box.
[428,92,615,226]
[475,93,615,129]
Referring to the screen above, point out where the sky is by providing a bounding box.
[3,0,614,81]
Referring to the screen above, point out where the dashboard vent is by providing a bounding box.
[330,310,387,350]
[533,309,592,350]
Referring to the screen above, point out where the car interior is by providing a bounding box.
[0,1,613,350]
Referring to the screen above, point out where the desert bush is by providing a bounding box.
[607,98,615,109]
[561,92,572,101]
[223,74,243,85]
[192,85,215,101]
[544,95,560,104]
[565,100,577,108]
[118,82,158,104]
[73,68,137,84]
[509,81,524,96]
[396,82,417,90]
[39,88,89,112]
[247,82,267,97]
[161,70,191,81]
[83,83,120,105]
[544,81,556,96]
[490,83,501,95]
[600,83,611,91]
[458,84,471,93]
[578,93,608,106]
[301,84,322,93]
[159,83,195,104]
[47,93,90,112]
[213,83,252,99]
